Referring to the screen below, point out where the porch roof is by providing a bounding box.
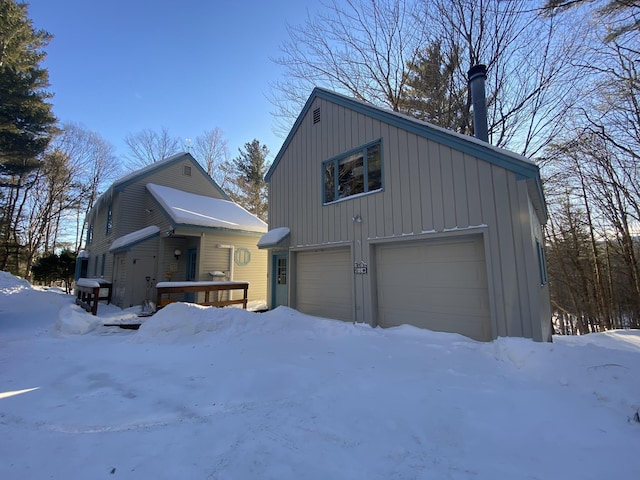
[109,225,160,253]
[147,183,267,234]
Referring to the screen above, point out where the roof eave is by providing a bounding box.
[266,87,541,183]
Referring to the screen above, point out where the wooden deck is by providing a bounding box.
[155,281,249,309]
[75,278,113,315]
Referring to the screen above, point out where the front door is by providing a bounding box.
[185,248,197,302]
[131,255,156,307]
[272,252,288,308]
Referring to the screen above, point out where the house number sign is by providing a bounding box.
[354,261,368,274]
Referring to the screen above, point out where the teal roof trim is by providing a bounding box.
[113,152,229,200]
[267,88,540,182]
[265,87,547,223]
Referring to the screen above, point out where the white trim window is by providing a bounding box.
[323,140,382,203]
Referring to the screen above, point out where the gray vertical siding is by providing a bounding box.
[268,96,548,340]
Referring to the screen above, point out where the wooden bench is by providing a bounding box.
[155,281,249,310]
[75,278,113,315]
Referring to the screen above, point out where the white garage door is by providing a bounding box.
[376,235,491,341]
[296,248,353,321]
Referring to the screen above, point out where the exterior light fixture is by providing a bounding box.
[174,249,182,260]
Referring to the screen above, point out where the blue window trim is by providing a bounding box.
[100,253,106,276]
[322,138,384,204]
[87,224,93,245]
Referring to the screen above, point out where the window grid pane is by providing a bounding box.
[322,140,382,203]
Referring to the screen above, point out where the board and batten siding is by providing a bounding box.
[269,96,547,340]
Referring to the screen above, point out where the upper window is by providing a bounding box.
[323,140,382,203]
[106,204,113,235]
[87,224,93,245]
[183,165,192,176]
[536,239,548,286]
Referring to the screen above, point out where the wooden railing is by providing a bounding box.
[75,278,113,315]
[155,281,249,310]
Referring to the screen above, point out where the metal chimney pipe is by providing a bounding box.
[468,64,489,143]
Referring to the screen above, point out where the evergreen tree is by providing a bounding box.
[226,140,269,221]
[400,40,469,133]
[0,0,57,272]
[31,249,76,293]
[0,0,57,175]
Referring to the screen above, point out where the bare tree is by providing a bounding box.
[51,123,120,252]
[192,128,231,188]
[124,127,181,169]
[10,125,120,277]
[543,0,640,41]
[271,0,586,157]
[415,0,589,156]
[270,0,429,135]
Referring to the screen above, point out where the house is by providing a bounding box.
[79,152,268,309]
[259,85,552,342]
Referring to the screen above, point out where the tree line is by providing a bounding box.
[2,0,639,334]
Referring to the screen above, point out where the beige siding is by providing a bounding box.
[295,247,353,321]
[199,233,267,304]
[112,253,127,306]
[268,96,548,340]
[121,237,159,307]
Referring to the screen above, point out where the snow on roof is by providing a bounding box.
[109,225,160,253]
[147,183,267,233]
[257,227,290,249]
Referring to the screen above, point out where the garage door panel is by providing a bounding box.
[376,236,491,341]
[296,248,353,322]
[379,285,489,316]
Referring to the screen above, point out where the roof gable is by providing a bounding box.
[90,152,229,220]
[265,87,547,222]
[113,152,228,199]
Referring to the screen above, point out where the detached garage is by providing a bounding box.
[375,235,491,341]
[261,86,552,342]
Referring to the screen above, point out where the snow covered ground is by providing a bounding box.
[1,270,639,479]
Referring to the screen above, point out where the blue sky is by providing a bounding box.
[26,0,321,163]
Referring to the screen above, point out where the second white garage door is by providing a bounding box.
[376,235,492,341]
[295,248,353,322]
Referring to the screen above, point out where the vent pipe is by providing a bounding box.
[468,64,489,143]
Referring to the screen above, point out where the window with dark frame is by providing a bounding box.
[536,239,548,286]
[323,141,382,203]
[106,204,113,234]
